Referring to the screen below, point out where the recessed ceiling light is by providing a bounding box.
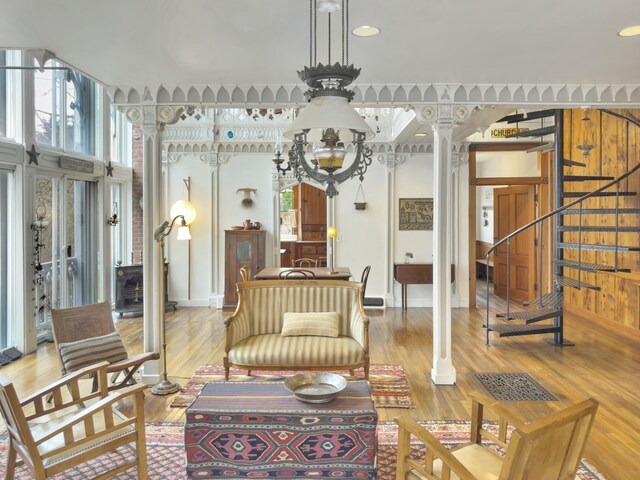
[352,26,381,37]
[415,133,428,137]
[618,25,640,37]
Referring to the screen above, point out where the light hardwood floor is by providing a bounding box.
[2,302,639,480]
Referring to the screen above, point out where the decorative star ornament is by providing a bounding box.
[27,144,40,165]
[105,161,114,177]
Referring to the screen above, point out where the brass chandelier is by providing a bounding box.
[275,0,373,198]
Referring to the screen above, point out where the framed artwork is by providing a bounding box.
[399,198,433,230]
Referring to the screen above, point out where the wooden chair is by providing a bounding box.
[293,258,316,268]
[279,269,316,279]
[394,391,598,480]
[239,265,251,282]
[0,362,148,479]
[51,302,158,392]
[360,265,371,304]
[316,256,327,267]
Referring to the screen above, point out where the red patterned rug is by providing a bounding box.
[170,363,414,409]
[0,421,605,479]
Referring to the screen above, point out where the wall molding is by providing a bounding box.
[109,83,640,107]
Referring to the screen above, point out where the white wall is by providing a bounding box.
[165,150,470,309]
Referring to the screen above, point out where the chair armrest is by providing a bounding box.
[21,362,110,413]
[348,303,369,349]
[34,383,147,446]
[468,391,528,430]
[224,309,252,352]
[395,416,477,480]
[107,352,159,372]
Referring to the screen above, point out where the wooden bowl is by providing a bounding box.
[230,226,244,231]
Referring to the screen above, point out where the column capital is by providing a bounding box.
[452,143,470,169]
[121,105,184,137]
[412,104,475,129]
[200,152,233,171]
[376,152,409,170]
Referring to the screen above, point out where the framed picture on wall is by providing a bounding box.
[399,198,433,230]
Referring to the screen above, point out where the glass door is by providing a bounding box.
[0,169,13,349]
[34,175,98,340]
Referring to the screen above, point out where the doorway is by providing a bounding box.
[34,175,98,339]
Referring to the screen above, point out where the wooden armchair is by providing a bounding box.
[0,362,147,479]
[279,269,316,279]
[51,302,158,392]
[239,265,252,282]
[395,391,598,480]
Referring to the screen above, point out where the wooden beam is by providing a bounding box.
[470,176,547,186]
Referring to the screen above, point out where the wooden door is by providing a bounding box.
[493,186,536,302]
[299,183,327,240]
[224,230,265,307]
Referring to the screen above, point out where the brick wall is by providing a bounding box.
[132,125,143,261]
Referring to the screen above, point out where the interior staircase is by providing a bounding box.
[484,109,640,345]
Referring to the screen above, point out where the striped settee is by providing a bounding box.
[224,280,370,380]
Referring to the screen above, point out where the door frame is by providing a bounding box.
[468,143,552,307]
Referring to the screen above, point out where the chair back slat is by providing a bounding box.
[503,399,598,480]
[51,302,115,345]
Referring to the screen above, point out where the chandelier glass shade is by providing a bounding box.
[275,0,373,198]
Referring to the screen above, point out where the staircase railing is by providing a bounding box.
[484,109,640,345]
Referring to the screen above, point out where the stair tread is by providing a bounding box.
[506,125,556,138]
[496,308,562,322]
[563,191,636,198]
[523,293,564,308]
[498,109,556,124]
[558,225,640,233]
[487,323,560,336]
[563,159,587,167]
[557,242,640,252]
[564,175,615,181]
[561,208,640,214]
[555,275,600,291]
[555,259,631,273]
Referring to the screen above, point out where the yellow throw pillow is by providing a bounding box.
[281,312,340,338]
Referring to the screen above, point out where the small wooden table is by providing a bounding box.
[255,267,352,280]
[394,263,456,310]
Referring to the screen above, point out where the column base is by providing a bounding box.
[431,367,457,385]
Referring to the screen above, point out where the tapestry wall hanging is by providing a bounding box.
[399,198,433,230]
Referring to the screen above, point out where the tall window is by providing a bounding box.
[0,50,22,142]
[34,59,102,156]
[110,106,132,166]
[0,170,13,349]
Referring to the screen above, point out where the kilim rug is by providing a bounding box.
[0,421,605,479]
[473,372,558,401]
[170,363,414,409]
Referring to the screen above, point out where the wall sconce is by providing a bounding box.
[107,201,119,227]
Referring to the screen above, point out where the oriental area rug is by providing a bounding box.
[170,363,414,409]
[0,421,605,479]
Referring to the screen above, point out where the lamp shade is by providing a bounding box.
[284,95,373,143]
[327,226,338,238]
[170,199,196,225]
[176,225,192,241]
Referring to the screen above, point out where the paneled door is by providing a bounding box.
[493,186,536,302]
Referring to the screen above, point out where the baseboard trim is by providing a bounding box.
[564,302,640,339]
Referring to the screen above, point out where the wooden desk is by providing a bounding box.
[394,263,456,310]
[255,267,352,280]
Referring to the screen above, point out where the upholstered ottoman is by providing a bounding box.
[184,380,377,479]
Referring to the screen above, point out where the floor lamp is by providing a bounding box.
[150,214,191,395]
[327,226,338,274]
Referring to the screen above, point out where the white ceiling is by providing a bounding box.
[2,0,640,89]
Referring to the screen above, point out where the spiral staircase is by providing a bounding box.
[484,109,640,345]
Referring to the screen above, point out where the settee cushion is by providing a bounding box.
[281,312,340,338]
[228,333,365,367]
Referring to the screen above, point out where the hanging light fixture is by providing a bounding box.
[576,108,597,158]
[276,0,373,198]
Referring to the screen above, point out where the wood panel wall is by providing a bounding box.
[562,109,640,332]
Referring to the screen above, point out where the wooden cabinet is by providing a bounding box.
[113,264,176,317]
[224,230,266,307]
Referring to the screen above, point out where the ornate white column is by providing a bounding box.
[201,152,230,308]
[124,104,182,383]
[414,104,471,385]
[378,151,408,307]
